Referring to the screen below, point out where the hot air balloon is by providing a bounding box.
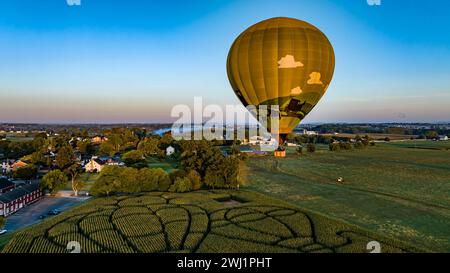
[227,17,335,148]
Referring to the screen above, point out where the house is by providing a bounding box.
[11,160,28,171]
[0,182,43,217]
[248,136,278,151]
[0,178,15,194]
[84,156,124,172]
[1,160,14,174]
[166,146,175,156]
[85,158,106,172]
[438,135,449,141]
[91,136,109,144]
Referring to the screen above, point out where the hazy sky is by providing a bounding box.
[1,0,449,123]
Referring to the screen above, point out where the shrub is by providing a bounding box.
[339,142,352,150]
[168,177,193,193]
[370,141,376,146]
[296,146,303,155]
[384,137,391,142]
[307,143,316,153]
[329,142,340,152]
[354,141,364,149]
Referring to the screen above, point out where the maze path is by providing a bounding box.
[2,192,413,253]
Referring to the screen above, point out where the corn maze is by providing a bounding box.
[2,191,420,253]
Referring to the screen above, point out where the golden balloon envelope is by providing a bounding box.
[227,17,335,141]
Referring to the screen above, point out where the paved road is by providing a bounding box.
[4,196,90,232]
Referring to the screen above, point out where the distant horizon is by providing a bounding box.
[1,1,450,123]
[1,121,450,126]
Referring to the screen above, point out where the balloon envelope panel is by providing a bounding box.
[227,17,335,135]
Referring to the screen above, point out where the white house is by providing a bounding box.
[85,158,107,172]
[1,161,13,174]
[438,135,449,141]
[166,146,175,156]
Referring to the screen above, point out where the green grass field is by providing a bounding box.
[244,141,450,252]
[1,190,423,253]
[146,157,178,172]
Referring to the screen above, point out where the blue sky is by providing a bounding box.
[0,0,449,123]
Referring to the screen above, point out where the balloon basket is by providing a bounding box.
[274,150,286,158]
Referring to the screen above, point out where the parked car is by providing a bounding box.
[47,209,60,216]
[0,230,7,235]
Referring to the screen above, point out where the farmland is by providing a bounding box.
[245,141,450,252]
[1,190,421,253]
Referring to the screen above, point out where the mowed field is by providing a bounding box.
[1,191,422,253]
[244,141,450,252]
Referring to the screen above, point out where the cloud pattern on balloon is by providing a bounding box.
[278,55,304,68]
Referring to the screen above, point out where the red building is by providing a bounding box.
[0,183,43,217]
[0,178,15,194]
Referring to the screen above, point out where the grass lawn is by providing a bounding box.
[1,190,424,253]
[145,157,178,173]
[244,140,450,252]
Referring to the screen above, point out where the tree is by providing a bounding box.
[204,167,224,189]
[137,168,158,192]
[296,145,304,154]
[65,163,83,196]
[13,165,38,180]
[155,168,172,191]
[56,145,75,169]
[99,142,116,157]
[169,177,192,193]
[137,137,162,157]
[41,170,68,193]
[118,167,139,193]
[122,150,145,166]
[77,140,91,155]
[307,143,316,153]
[186,170,202,190]
[222,156,239,188]
[90,166,122,196]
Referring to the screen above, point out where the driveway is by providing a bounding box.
[4,196,90,232]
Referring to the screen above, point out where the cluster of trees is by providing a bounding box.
[328,135,374,152]
[90,165,204,196]
[90,139,242,196]
[178,140,240,189]
[40,144,84,195]
[90,166,172,196]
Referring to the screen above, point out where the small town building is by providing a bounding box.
[166,146,175,156]
[91,136,109,144]
[0,183,43,217]
[11,160,28,171]
[1,160,14,174]
[84,156,124,172]
[438,135,449,141]
[85,158,106,172]
[0,178,15,194]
